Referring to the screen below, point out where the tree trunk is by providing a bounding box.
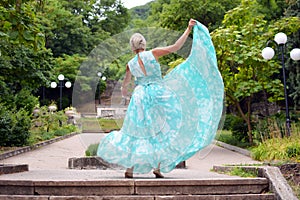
[235,97,253,145]
[246,97,253,144]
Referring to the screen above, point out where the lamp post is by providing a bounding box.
[51,74,72,110]
[262,32,300,137]
[97,72,106,105]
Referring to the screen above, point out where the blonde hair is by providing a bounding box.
[130,33,146,51]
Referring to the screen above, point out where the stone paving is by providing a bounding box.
[0,133,260,180]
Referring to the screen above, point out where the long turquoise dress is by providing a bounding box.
[97,21,224,174]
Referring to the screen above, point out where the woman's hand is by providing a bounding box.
[188,19,196,30]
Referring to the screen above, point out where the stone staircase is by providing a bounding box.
[0,178,275,199]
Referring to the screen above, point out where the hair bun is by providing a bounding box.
[130,33,146,50]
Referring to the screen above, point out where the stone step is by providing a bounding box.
[0,193,276,200]
[0,178,271,196]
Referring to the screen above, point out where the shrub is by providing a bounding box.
[14,89,39,113]
[286,143,300,159]
[223,114,236,130]
[85,143,99,157]
[229,115,248,142]
[251,136,300,162]
[29,105,78,144]
[0,106,31,147]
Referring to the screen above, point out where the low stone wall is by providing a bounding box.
[0,132,78,161]
[68,156,123,170]
[0,164,28,175]
[213,165,298,200]
[69,156,186,170]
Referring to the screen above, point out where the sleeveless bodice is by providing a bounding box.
[128,51,162,85]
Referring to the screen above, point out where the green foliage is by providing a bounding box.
[85,143,99,157]
[285,0,300,17]
[251,128,300,162]
[32,105,67,133]
[150,0,240,31]
[223,114,237,130]
[253,112,300,143]
[217,130,251,149]
[222,114,249,142]
[211,0,300,143]
[256,0,287,21]
[231,116,249,142]
[0,0,45,48]
[38,0,129,57]
[286,143,300,158]
[52,54,86,84]
[14,89,39,113]
[30,105,78,144]
[0,106,31,147]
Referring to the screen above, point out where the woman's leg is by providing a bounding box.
[153,163,164,178]
[125,167,134,178]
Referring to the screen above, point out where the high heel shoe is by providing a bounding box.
[153,169,164,178]
[125,172,133,178]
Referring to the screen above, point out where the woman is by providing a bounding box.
[97,19,224,178]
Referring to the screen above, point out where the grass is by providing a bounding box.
[227,167,258,178]
[251,121,300,163]
[81,118,123,132]
[251,136,300,163]
[29,124,78,145]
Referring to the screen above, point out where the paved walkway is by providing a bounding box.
[0,133,260,180]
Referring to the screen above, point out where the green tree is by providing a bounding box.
[0,0,52,104]
[36,0,106,57]
[256,0,288,21]
[0,0,45,49]
[150,0,240,31]
[212,0,300,143]
[285,0,300,109]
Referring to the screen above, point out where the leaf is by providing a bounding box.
[23,31,34,41]
[0,31,8,37]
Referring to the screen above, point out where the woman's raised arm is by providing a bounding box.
[152,19,196,59]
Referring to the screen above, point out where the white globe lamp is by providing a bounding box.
[290,48,300,61]
[262,47,275,60]
[274,32,287,45]
[50,82,57,88]
[65,81,72,88]
[58,74,65,81]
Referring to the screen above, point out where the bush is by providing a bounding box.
[0,106,31,147]
[231,116,248,142]
[29,105,78,144]
[217,130,251,149]
[224,114,248,142]
[286,143,300,159]
[251,136,300,162]
[14,89,39,113]
[85,143,99,156]
[223,114,236,130]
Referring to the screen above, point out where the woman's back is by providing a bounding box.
[128,51,162,85]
